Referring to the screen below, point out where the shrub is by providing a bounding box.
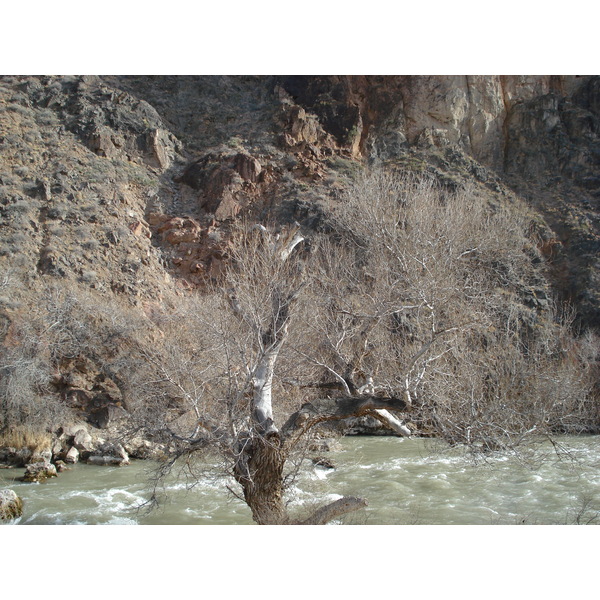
[6,103,31,116]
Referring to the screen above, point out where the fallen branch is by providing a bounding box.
[297,496,368,525]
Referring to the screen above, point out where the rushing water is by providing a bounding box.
[2,435,600,525]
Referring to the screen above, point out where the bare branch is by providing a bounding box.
[281,395,409,441]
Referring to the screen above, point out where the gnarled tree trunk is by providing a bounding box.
[228,223,411,524]
[234,432,288,524]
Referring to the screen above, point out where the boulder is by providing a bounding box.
[128,221,151,238]
[123,437,166,460]
[63,423,89,438]
[234,153,262,183]
[16,447,34,465]
[86,455,128,466]
[165,228,200,245]
[0,447,33,468]
[65,446,80,464]
[87,127,117,158]
[0,447,15,466]
[146,212,171,227]
[86,442,129,466]
[0,489,23,521]
[54,460,69,473]
[51,424,95,461]
[146,128,174,170]
[51,437,65,458]
[30,448,53,464]
[73,428,94,453]
[21,461,58,483]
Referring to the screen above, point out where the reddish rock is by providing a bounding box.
[128,221,151,238]
[182,217,202,229]
[146,212,171,227]
[157,217,185,233]
[213,193,241,221]
[234,153,262,183]
[165,228,200,245]
[289,106,320,144]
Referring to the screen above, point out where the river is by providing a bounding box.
[2,435,599,525]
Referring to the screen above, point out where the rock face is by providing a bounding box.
[277,75,600,329]
[279,75,587,168]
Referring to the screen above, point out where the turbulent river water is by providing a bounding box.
[2,435,600,525]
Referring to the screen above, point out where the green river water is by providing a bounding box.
[2,435,599,525]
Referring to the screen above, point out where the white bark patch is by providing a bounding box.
[373,409,411,437]
[252,344,282,432]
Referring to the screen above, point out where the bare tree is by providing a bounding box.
[135,221,414,524]
[124,170,598,523]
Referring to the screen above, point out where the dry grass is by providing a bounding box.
[0,427,52,452]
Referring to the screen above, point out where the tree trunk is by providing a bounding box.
[234,432,288,524]
[252,341,284,435]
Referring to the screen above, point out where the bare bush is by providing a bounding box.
[0,279,153,445]
[2,168,593,524]
[312,171,599,450]
[0,310,69,443]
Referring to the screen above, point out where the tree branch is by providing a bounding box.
[281,394,409,440]
[372,409,412,437]
[297,496,368,525]
[292,348,353,396]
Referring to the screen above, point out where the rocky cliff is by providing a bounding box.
[274,75,600,327]
[0,74,598,450]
